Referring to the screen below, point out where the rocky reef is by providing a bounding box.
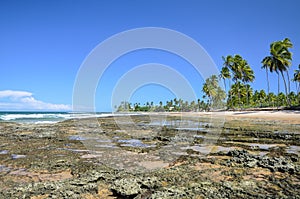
[0,114,299,198]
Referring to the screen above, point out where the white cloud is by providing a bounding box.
[0,90,71,111]
[0,90,32,99]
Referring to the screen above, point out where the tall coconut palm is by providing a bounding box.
[224,54,254,108]
[293,64,300,93]
[222,55,234,108]
[223,55,240,107]
[276,38,293,99]
[219,66,231,95]
[267,92,277,107]
[282,38,293,94]
[262,54,280,107]
[228,82,247,108]
[293,64,300,104]
[261,60,270,105]
[258,90,267,108]
[222,55,233,69]
[202,75,219,107]
[245,84,253,106]
[230,55,244,82]
[262,38,293,106]
[241,63,255,106]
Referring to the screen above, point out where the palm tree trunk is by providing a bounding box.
[266,67,270,106]
[223,79,226,98]
[281,71,290,106]
[296,82,300,105]
[245,83,249,107]
[246,87,249,107]
[298,82,300,105]
[286,70,291,94]
[222,78,227,106]
[238,84,241,110]
[229,80,232,109]
[277,74,280,109]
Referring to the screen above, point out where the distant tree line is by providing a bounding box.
[115,98,211,112]
[116,38,300,112]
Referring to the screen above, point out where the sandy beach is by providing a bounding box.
[155,110,300,124]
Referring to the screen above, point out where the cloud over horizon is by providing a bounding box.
[0,90,71,111]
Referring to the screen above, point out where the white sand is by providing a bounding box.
[150,110,300,124]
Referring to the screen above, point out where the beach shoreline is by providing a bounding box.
[135,110,300,124]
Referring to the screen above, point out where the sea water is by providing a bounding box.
[0,111,112,124]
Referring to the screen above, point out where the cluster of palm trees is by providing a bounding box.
[202,75,225,108]
[262,38,293,106]
[219,38,300,109]
[116,38,300,112]
[220,54,255,108]
[116,98,209,112]
[292,64,300,95]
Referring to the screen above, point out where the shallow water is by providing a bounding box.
[77,116,299,172]
[286,145,300,154]
[0,150,8,154]
[0,165,10,172]
[11,154,26,159]
[118,139,156,148]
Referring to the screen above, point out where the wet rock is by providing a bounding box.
[111,178,141,197]
[258,156,297,174]
[140,176,160,189]
[226,149,299,174]
[1,115,300,198]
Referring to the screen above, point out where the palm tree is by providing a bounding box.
[173,98,178,110]
[231,55,244,82]
[261,60,270,105]
[159,101,163,107]
[293,64,300,104]
[267,92,277,108]
[262,38,293,106]
[258,90,267,108]
[228,82,247,108]
[203,81,211,105]
[219,66,231,95]
[253,90,267,108]
[293,64,300,93]
[245,84,253,106]
[277,92,287,106]
[282,38,293,94]
[222,55,233,68]
[202,75,219,107]
[222,55,235,108]
[223,54,254,108]
[288,92,297,106]
[214,87,226,108]
[241,63,255,106]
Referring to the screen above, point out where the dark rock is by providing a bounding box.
[226,149,298,174]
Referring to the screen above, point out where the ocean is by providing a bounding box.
[0,112,112,124]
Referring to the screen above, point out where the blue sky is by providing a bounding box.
[0,0,300,111]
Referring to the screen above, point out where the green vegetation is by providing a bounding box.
[116,38,300,112]
[262,38,293,106]
[202,74,226,108]
[221,54,255,108]
[116,98,209,112]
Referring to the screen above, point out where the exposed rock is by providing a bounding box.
[226,149,299,174]
[0,115,299,198]
[111,178,141,197]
